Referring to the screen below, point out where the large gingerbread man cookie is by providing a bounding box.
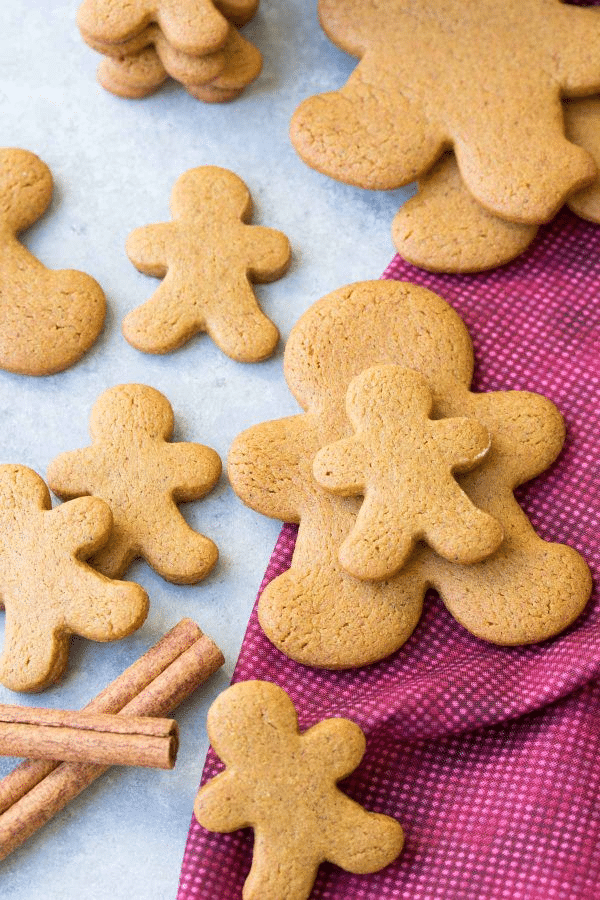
[47,384,221,584]
[291,0,600,224]
[0,149,105,376]
[195,680,404,900]
[228,281,592,669]
[0,465,148,692]
[122,166,290,362]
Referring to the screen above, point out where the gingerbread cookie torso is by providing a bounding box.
[195,680,404,900]
[122,166,290,362]
[291,0,600,224]
[0,465,148,692]
[0,149,105,376]
[47,384,221,584]
[228,281,592,669]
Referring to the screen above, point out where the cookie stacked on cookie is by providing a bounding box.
[290,0,600,272]
[77,0,262,100]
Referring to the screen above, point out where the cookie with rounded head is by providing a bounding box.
[77,0,231,55]
[0,465,149,692]
[47,384,221,584]
[195,680,404,900]
[314,365,504,580]
[393,99,600,273]
[291,0,600,225]
[228,281,592,669]
[122,166,289,362]
[0,149,105,376]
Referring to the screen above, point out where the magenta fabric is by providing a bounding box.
[178,208,600,900]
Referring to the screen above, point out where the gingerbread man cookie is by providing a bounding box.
[228,281,592,669]
[313,365,504,580]
[393,98,600,273]
[47,384,221,584]
[291,0,600,224]
[122,167,290,362]
[0,149,105,376]
[0,465,148,692]
[195,680,404,900]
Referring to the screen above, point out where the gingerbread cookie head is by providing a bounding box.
[0,148,53,233]
[195,680,404,900]
[0,465,149,692]
[228,281,592,669]
[291,0,600,224]
[47,384,221,585]
[313,364,503,580]
[122,166,290,363]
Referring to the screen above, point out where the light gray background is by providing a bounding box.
[0,2,412,896]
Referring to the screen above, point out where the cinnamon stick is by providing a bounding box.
[0,619,224,860]
[0,705,179,770]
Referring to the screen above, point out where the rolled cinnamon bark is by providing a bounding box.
[0,619,224,860]
[0,706,179,769]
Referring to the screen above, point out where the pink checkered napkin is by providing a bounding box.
[178,208,600,900]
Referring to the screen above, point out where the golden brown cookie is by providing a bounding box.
[195,680,404,900]
[291,0,600,224]
[122,167,290,362]
[0,149,105,376]
[393,98,600,273]
[97,47,168,98]
[0,465,149,693]
[313,365,503,580]
[228,281,592,669]
[47,384,221,584]
[77,0,232,55]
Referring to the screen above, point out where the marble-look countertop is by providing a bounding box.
[0,2,412,897]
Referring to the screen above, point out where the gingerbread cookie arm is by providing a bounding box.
[194,771,249,832]
[303,718,366,780]
[47,448,96,499]
[454,81,596,224]
[126,222,174,277]
[552,6,600,95]
[159,0,230,54]
[291,61,446,191]
[166,444,222,502]
[566,98,600,223]
[243,226,291,284]
[228,416,311,523]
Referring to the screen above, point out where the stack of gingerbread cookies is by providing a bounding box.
[77,0,262,101]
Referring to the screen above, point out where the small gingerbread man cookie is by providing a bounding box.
[313,365,504,580]
[122,167,290,362]
[47,384,221,584]
[0,149,106,376]
[228,281,592,669]
[291,0,600,224]
[195,680,404,900]
[0,465,149,692]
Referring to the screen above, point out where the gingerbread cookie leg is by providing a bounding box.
[392,153,539,274]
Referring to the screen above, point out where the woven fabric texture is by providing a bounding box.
[178,208,599,900]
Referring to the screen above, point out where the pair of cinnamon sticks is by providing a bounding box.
[0,618,224,861]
